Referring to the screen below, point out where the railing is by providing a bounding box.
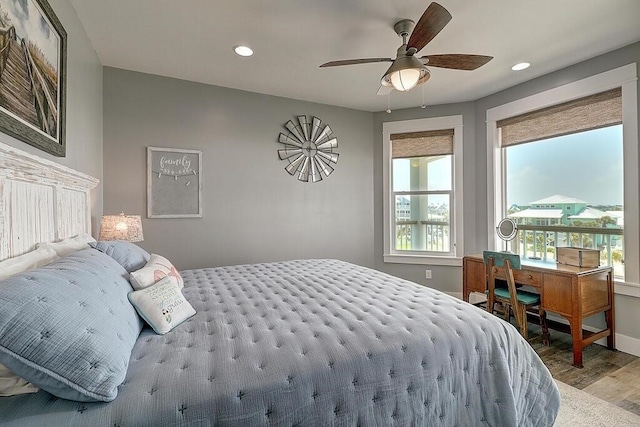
[0,26,16,76]
[395,220,450,252]
[510,224,624,276]
[22,39,57,136]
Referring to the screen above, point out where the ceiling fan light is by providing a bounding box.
[381,56,429,92]
[390,68,421,91]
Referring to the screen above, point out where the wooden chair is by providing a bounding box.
[483,251,549,345]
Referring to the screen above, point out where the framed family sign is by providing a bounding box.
[0,0,67,157]
[147,147,202,218]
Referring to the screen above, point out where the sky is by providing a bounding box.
[506,125,623,206]
[393,156,451,192]
[5,0,59,72]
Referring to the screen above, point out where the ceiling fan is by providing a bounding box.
[320,2,493,94]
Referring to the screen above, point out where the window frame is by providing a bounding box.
[486,63,639,296]
[383,115,464,266]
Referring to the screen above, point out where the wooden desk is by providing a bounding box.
[463,255,615,368]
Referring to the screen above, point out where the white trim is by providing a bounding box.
[614,280,640,298]
[384,254,463,266]
[447,291,487,305]
[615,333,640,358]
[383,115,464,264]
[486,64,638,292]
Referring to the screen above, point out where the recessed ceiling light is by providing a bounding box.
[511,62,530,71]
[234,45,253,57]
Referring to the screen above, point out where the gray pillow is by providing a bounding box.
[89,241,150,273]
[0,249,143,402]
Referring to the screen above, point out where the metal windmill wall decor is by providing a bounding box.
[277,115,339,182]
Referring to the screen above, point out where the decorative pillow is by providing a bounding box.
[89,240,150,273]
[0,245,59,281]
[0,245,61,396]
[37,233,96,257]
[0,249,143,402]
[129,253,183,290]
[128,276,195,335]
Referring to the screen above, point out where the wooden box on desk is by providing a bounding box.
[556,247,600,267]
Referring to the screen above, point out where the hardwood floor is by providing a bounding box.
[531,329,640,416]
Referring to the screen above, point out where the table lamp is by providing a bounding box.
[99,212,144,242]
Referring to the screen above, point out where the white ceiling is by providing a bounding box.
[69,0,640,112]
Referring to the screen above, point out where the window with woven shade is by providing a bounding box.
[498,88,622,147]
[391,129,454,253]
[497,87,625,278]
[383,115,463,264]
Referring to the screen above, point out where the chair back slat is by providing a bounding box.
[482,251,521,270]
[482,251,548,345]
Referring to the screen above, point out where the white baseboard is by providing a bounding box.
[447,291,486,305]
[445,291,640,357]
[611,332,640,357]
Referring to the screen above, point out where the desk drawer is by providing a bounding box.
[492,268,542,287]
[514,270,542,287]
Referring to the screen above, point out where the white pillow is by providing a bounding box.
[0,245,59,281]
[128,276,195,335]
[37,233,96,257]
[0,365,39,397]
[129,254,183,290]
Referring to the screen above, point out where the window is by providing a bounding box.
[504,125,623,276]
[487,64,638,294]
[383,116,463,265]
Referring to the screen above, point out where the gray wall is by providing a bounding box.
[103,68,374,271]
[0,0,103,232]
[374,42,640,340]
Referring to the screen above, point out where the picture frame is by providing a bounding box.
[0,0,67,157]
[147,147,202,218]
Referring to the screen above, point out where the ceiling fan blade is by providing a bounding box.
[377,85,393,96]
[421,54,493,70]
[320,58,393,67]
[407,2,452,54]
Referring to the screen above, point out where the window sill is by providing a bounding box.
[614,281,640,298]
[383,254,463,267]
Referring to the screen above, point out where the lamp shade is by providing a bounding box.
[381,56,430,92]
[390,68,421,91]
[99,213,144,242]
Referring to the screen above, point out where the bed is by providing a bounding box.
[0,142,560,426]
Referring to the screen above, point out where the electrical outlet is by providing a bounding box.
[425,270,432,279]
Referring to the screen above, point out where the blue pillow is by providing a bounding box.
[89,241,150,273]
[0,249,143,402]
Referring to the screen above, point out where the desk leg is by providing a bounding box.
[606,271,615,351]
[605,307,615,350]
[569,316,584,368]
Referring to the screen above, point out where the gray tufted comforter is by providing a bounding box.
[0,259,559,426]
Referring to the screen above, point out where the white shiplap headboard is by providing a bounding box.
[0,142,99,261]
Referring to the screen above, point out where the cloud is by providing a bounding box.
[6,0,58,72]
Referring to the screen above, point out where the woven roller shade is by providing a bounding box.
[498,88,622,147]
[391,129,454,158]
